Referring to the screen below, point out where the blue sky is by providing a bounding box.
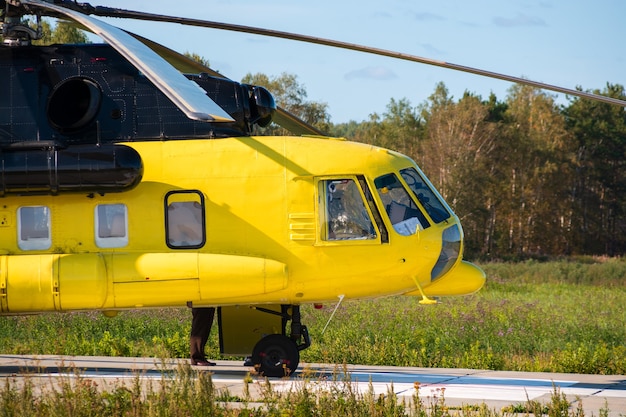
[89,0,624,123]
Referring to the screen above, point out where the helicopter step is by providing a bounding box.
[218,304,310,377]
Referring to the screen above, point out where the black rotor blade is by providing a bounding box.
[80,4,626,108]
[128,32,325,136]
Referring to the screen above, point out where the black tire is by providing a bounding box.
[251,334,300,377]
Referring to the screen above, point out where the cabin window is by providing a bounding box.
[375,173,430,235]
[165,190,205,249]
[95,204,128,248]
[17,206,51,250]
[320,179,377,241]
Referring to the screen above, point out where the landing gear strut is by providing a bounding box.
[250,305,310,377]
[217,304,310,377]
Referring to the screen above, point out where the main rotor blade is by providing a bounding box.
[19,0,234,122]
[88,5,626,108]
[129,32,325,136]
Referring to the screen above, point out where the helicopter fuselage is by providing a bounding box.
[0,135,484,314]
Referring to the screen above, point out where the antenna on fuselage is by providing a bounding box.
[321,294,345,335]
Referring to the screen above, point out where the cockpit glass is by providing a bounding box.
[322,179,377,241]
[400,168,451,224]
[375,174,430,235]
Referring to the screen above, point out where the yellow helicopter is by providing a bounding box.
[1,0,624,377]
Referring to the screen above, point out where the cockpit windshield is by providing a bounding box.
[400,168,451,224]
[375,173,429,236]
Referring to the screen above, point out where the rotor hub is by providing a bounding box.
[1,1,42,46]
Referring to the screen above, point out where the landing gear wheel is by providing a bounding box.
[252,334,300,377]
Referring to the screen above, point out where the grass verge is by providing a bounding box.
[0,363,617,417]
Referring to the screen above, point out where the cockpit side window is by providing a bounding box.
[320,178,377,241]
[375,174,430,236]
[358,175,388,243]
[400,168,451,224]
[165,190,206,249]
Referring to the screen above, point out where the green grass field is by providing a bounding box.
[1,258,625,375]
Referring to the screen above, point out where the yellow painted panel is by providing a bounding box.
[197,254,287,300]
[58,254,107,310]
[108,253,201,307]
[113,279,199,308]
[111,253,199,282]
[5,255,57,312]
[106,252,287,307]
[0,211,10,227]
[218,305,283,355]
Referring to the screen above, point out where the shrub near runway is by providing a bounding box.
[0,259,625,375]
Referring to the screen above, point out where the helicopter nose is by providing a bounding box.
[426,223,486,297]
[430,224,461,281]
[404,222,485,298]
[423,260,486,297]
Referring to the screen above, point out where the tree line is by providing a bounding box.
[249,73,626,260]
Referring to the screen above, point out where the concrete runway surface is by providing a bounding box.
[0,355,624,415]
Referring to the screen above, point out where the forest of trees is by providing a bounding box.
[256,74,626,261]
[8,20,626,260]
